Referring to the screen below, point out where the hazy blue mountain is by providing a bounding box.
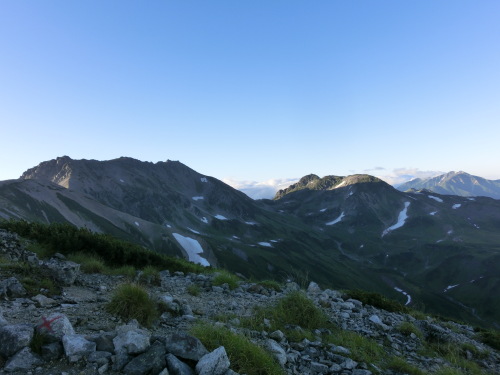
[397,171,500,199]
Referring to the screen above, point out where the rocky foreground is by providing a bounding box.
[0,229,499,375]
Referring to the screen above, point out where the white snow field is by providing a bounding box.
[382,202,410,237]
[452,204,462,209]
[201,217,208,224]
[200,177,208,183]
[172,233,210,266]
[214,214,228,220]
[192,196,204,201]
[428,195,443,203]
[430,211,438,216]
[134,221,140,227]
[326,212,345,226]
[245,221,257,225]
[187,228,200,234]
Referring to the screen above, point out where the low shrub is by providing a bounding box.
[68,253,107,274]
[139,266,161,285]
[398,321,424,339]
[108,265,137,279]
[106,283,158,327]
[478,329,500,351]
[386,356,426,375]
[257,280,282,292]
[324,329,384,364]
[187,284,201,296]
[242,291,329,341]
[190,323,284,375]
[212,271,240,290]
[344,289,409,314]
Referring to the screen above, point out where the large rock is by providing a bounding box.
[166,353,195,375]
[266,339,287,366]
[123,341,166,375]
[195,346,230,375]
[36,313,75,342]
[41,257,80,285]
[113,328,151,355]
[0,277,27,298]
[4,347,43,372]
[165,332,209,361]
[62,334,97,362]
[0,323,34,358]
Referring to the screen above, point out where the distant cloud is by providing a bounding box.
[376,168,444,186]
[363,166,386,173]
[223,178,299,200]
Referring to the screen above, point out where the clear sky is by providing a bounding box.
[1,1,499,191]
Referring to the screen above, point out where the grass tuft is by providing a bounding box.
[398,321,424,340]
[187,284,201,296]
[106,283,158,327]
[324,329,384,364]
[212,271,240,290]
[68,253,108,274]
[386,356,427,375]
[191,323,284,375]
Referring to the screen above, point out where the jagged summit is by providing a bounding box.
[274,173,386,200]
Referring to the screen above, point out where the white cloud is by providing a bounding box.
[376,168,444,186]
[223,177,299,200]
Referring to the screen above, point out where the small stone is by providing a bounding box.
[195,346,230,375]
[0,323,34,358]
[164,333,208,361]
[266,339,287,366]
[166,353,194,375]
[307,281,321,294]
[269,330,285,341]
[32,294,57,307]
[4,347,43,372]
[62,334,97,362]
[113,328,151,355]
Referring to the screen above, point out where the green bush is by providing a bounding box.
[139,265,161,285]
[324,330,384,364]
[108,265,137,279]
[187,284,201,296]
[106,283,158,327]
[191,323,284,375]
[344,289,409,314]
[68,253,108,274]
[398,321,424,340]
[242,291,329,341]
[257,280,282,292]
[386,357,426,375]
[212,271,240,290]
[478,329,500,351]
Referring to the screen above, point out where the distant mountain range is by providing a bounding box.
[397,171,500,199]
[1,157,499,328]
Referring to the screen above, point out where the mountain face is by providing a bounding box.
[1,157,500,328]
[397,171,500,199]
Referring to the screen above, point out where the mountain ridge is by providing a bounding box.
[1,156,500,328]
[397,171,500,199]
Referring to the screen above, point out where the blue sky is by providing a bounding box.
[1,1,499,193]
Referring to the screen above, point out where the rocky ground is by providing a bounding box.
[0,229,499,375]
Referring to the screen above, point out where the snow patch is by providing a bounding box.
[428,195,443,203]
[172,233,210,267]
[444,284,459,293]
[320,208,327,212]
[394,287,412,305]
[326,212,345,226]
[258,242,273,248]
[430,211,438,216]
[336,180,347,188]
[192,196,204,201]
[200,177,208,183]
[452,204,461,209]
[232,235,239,240]
[119,179,125,183]
[188,227,200,234]
[360,244,364,249]
[382,202,410,237]
[201,217,208,224]
[245,221,257,225]
[166,224,172,228]
[134,221,139,227]
[214,214,228,220]
[468,197,475,201]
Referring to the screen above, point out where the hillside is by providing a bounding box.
[397,171,500,199]
[1,157,500,328]
[0,227,499,375]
